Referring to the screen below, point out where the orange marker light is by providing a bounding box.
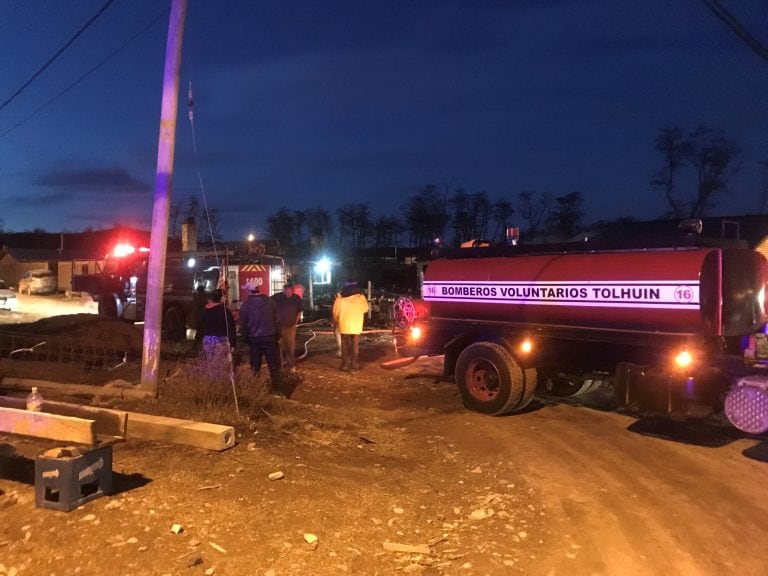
[519,338,533,354]
[674,349,693,369]
[409,326,422,342]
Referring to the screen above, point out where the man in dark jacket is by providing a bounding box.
[239,286,282,393]
[272,283,302,370]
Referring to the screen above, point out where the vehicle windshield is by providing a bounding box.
[103,254,147,277]
[102,253,221,292]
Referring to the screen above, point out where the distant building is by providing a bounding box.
[583,214,768,252]
[0,247,104,292]
[0,227,150,291]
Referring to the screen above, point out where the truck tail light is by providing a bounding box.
[409,325,423,342]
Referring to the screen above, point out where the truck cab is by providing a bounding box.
[73,243,222,340]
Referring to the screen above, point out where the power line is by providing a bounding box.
[0,0,117,115]
[702,0,768,63]
[0,8,169,138]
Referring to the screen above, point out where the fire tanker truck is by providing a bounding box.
[400,237,768,434]
[72,243,284,340]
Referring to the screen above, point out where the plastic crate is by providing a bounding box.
[34,444,113,512]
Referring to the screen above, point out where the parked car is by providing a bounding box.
[0,279,18,311]
[18,269,57,295]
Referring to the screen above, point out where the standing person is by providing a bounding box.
[272,283,303,371]
[239,286,283,394]
[200,289,236,365]
[332,280,369,372]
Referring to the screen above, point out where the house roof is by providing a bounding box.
[0,247,104,262]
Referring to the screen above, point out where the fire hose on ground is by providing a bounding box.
[295,319,419,368]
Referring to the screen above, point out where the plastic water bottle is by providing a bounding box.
[26,387,43,412]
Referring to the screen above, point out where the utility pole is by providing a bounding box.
[140,0,188,394]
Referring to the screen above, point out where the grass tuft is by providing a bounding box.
[161,351,273,423]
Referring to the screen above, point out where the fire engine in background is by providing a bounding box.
[237,260,285,302]
[400,237,768,435]
[72,243,284,339]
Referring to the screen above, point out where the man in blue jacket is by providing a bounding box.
[239,286,282,394]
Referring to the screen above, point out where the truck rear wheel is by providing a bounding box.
[456,342,535,415]
[520,367,537,411]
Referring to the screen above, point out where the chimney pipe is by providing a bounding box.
[181,217,197,252]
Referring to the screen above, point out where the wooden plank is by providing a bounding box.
[0,396,127,438]
[126,412,235,451]
[0,407,96,445]
[1,378,155,400]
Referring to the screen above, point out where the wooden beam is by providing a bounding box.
[126,412,235,451]
[1,378,154,400]
[0,407,96,445]
[0,383,233,451]
[0,397,127,438]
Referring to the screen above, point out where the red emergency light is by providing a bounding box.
[112,243,135,257]
[111,244,150,258]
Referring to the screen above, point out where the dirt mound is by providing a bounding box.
[0,314,143,351]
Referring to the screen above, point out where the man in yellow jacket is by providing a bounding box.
[332,280,369,372]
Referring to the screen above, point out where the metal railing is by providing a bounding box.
[0,330,131,371]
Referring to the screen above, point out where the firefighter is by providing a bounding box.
[332,280,369,372]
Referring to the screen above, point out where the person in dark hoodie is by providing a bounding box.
[200,289,236,364]
[239,286,282,393]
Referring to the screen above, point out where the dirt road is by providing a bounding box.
[1,330,766,576]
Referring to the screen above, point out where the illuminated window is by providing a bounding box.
[271,266,283,295]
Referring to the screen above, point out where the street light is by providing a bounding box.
[246,233,256,263]
[314,257,331,276]
[308,255,333,312]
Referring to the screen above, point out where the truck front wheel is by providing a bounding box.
[98,294,122,318]
[163,306,186,341]
[456,342,535,415]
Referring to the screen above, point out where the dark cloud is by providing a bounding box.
[14,190,76,207]
[33,167,150,195]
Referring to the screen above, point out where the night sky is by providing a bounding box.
[1,0,766,240]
